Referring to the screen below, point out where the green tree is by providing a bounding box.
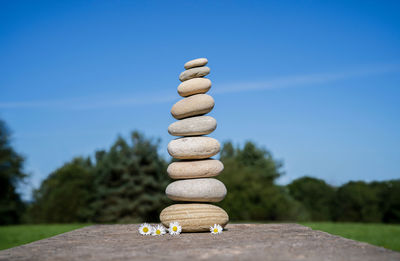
[375,180,400,223]
[218,141,306,221]
[90,131,169,223]
[0,119,27,224]
[28,157,94,223]
[288,176,335,221]
[334,181,382,222]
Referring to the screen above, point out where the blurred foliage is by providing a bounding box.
[1,115,400,224]
[288,177,335,221]
[218,141,307,221]
[334,181,382,222]
[90,131,169,223]
[380,180,400,223]
[27,158,94,223]
[0,119,27,225]
[28,131,169,223]
[333,180,400,223]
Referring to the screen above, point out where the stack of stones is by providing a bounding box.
[160,58,229,232]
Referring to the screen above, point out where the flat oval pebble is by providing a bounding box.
[184,58,208,70]
[167,136,220,159]
[168,116,217,136]
[179,66,210,82]
[160,203,229,232]
[177,78,212,97]
[167,159,224,179]
[166,178,227,202]
[170,94,214,120]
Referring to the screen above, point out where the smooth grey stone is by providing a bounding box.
[177,78,212,97]
[170,94,214,120]
[167,136,220,159]
[168,116,217,136]
[184,58,208,69]
[179,66,210,82]
[166,178,227,202]
[167,159,224,179]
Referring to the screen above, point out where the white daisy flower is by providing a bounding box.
[152,224,166,236]
[138,223,152,235]
[210,224,223,234]
[168,222,182,235]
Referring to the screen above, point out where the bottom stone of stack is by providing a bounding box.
[160,203,229,232]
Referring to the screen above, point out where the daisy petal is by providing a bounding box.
[168,221,182,235]
[139,223,152,235]
[152,224,166,236]
[210,224,223,234]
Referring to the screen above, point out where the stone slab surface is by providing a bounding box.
[1,224,399,261]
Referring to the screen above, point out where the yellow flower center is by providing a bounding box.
[173,226,178,232]
[213,228,218,233]
[156,230,161,235]
[143,227,149,233]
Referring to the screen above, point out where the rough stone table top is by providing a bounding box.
[1,224,399,261]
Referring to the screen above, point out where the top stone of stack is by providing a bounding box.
[184,58,208,70]
[177,58,212,97]
[180,58,210,82]
[172,58,214,119]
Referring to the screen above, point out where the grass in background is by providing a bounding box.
[0,224,89,250]
[302,222,400,252]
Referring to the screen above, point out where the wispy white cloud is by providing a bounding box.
[1,64,399,110]
[0,93,178,110]
[214,64,400,94]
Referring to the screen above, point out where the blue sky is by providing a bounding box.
[1,0,399,200]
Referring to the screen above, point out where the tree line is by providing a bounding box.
[1,119,399,224]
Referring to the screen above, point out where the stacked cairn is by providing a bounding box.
[160,58,229,232]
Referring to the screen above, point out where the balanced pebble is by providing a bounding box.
[179,66,210,82]
[161,58,229,232]
[167,136,220,159]
[160,203,229,232]
[166,178,227,202]
[168,116,217,136]
[184,58,208,70]
[170,94,214,120]
[178,78,212,97]
[167,159,224,179]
